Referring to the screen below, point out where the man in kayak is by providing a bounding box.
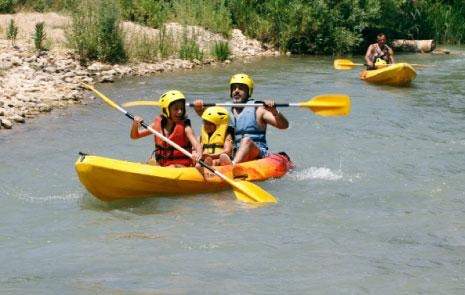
[199,106,234,166]
[365,33,395,70]
[194,73,289,164]
[130,90,202,167]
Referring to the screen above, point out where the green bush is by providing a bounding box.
[33,22,47,51]
[179,40,203,61]
[171,0,231,36]
[67,0,99,63]
[32,0,49,12]
[0,0,14,13]
[67,0,126,64]
[14,0,76,11]
[6,19,18,47]
[158,25,176,58]
[211,41,230,61]
[179,29,203,61]
[126,33,159,62]
[96,0,127,63]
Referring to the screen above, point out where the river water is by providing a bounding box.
[1,52,465,293]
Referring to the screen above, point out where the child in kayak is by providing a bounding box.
[130,90,202,167]
[198,106,234,166]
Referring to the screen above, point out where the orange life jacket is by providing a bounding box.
[153,116,193,167]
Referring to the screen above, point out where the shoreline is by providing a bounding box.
[0,13,279,131]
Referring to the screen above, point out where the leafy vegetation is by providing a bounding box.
[5,0,465,56]
[126,32,159,62]
[33,22,47,51]
[211,41,230,61]
[67,0,126,64]
[96,0,126,63]
[6,19,18,47]
[179,29,203,61]
[0,0,14,13]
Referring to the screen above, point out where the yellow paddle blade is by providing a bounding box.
[122,100,160,107]
[300,93,351,116]
[81,83,121,110]
[333,59,356,70]
[230,180,277,203]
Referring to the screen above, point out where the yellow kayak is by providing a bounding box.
[75,153,292,201]
[360,63,416,86]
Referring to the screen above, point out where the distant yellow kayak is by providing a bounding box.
[360,63,416,86]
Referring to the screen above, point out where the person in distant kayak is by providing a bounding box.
[365,33,395,70]
[194,73,289,164]
[130,90,202,167]
[198,106,234,166]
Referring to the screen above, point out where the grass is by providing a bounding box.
[33,21,47,51]
[178,28,203,61]
[157,25,176,59]
[6,18,18,47]
[66,0,99,63]
[67,0,126,64]
[170,0,231,37]
[96,0,126,63]
[0,0,14,13]
[126,32,159,62]
[211,41,230,61]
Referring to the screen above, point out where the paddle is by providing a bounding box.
[81,82,277,204]
[334,58,429,70]
[122,93,351,117]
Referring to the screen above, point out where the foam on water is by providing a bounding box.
[17,192,82,203]
[291,167,343,181]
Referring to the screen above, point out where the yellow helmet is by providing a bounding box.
[159,90,186,118]
[201,106,229,127]
[375,58,387,66]
[230,73,254,97]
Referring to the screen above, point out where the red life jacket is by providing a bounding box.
[153,116,193,167]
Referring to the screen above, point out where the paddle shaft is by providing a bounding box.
[108,100,242,187]
[128,114,223,177]
[339,61,427,67]
[188,102,299,108]
[82,83,230,179]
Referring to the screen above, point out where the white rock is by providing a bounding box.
[0,61,13,70]
[88,62,112,72]
[81,77,94,83]
[101,69,117,76]
[38,103,52,112]
[99,75,114,83]
[1,118,12,129]
[10,56,22,66]
[11,114,25,123]
[63,72,76,78]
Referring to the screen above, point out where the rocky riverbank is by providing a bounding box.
[0,13,278,130]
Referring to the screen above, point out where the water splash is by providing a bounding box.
[291,167,343,181]
[17,192,82,203]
